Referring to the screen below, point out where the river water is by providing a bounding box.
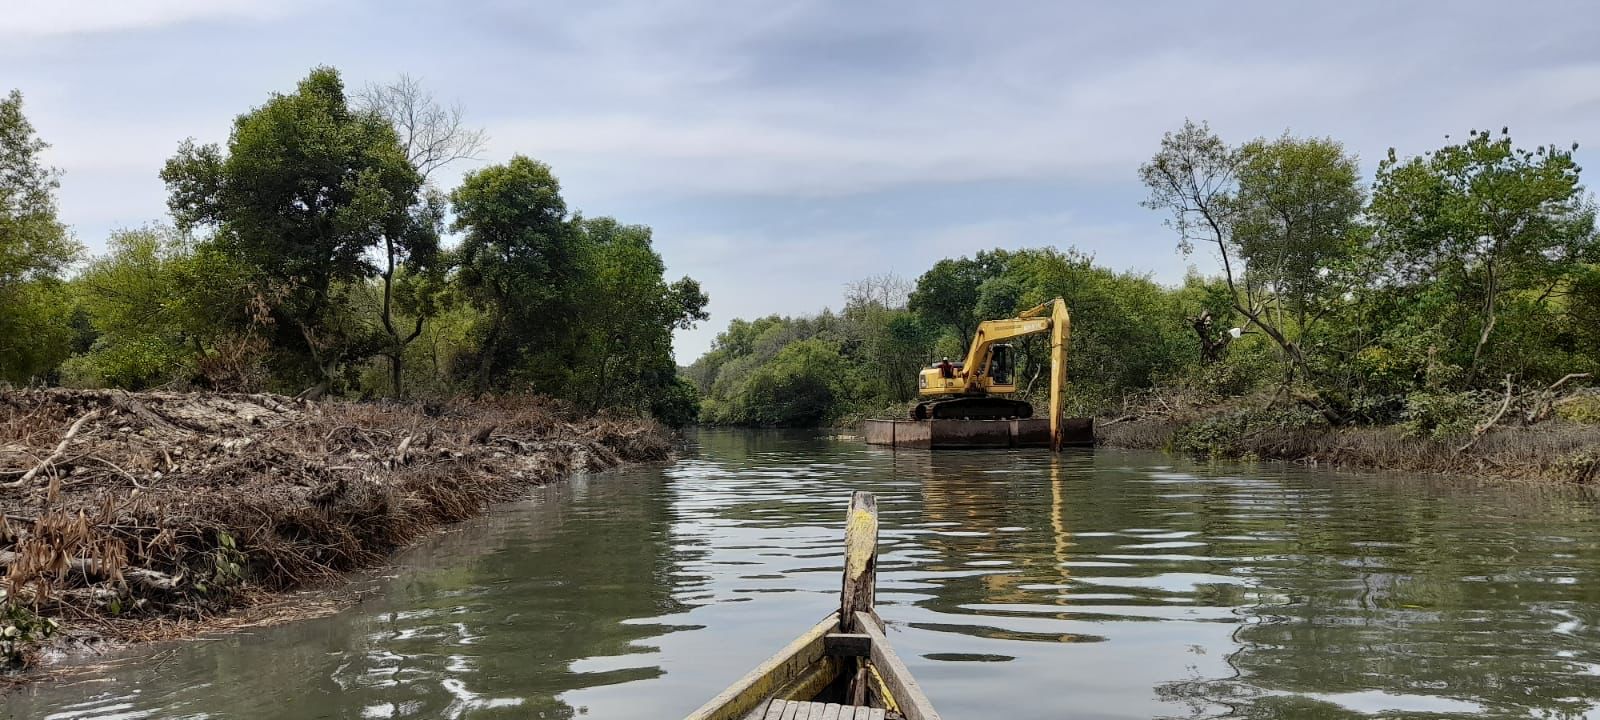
[6,430,1600,720]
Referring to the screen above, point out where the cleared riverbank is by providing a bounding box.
[1097,408,1600,484]
[0,389,670,677]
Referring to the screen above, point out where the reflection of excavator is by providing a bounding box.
[912,297,1070,429]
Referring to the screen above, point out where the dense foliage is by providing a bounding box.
[692,124,1598,429]
[4,68,1596,432]
[688,252,1203,425]
[0,69,707,425]
[0,90,80,382]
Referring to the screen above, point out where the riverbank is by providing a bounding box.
[1096,405,1600,484]
[0,389,671,677]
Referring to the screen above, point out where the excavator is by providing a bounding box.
[912,297,1070,427]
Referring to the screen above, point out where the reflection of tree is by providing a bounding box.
[899,446,1600,719]
[1159,477,1600,719]
[913,451,1246,614]
[915,451,1053,607]
[441,472,692,718]
[688,427,825,464]
[102,468,697,720]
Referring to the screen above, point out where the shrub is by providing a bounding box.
[1401,390,1478,440]
[1,602,57,667]
[1556,395,1600,425]
[1169,411,1261,458]
[1555,447,1600,483]
[1168,404,1332,459]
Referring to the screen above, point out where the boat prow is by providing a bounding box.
[685,491,941,720]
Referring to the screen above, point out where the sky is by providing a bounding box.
[5,0,1599,362]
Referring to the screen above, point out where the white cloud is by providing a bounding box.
[1,0,292,37]
[485,53,1377,200]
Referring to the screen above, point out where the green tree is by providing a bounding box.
[449,155,581,392]
[570,217,708,412]
[1232,134,1365,350]
[736,339,844,426]
[998,247,1193,411]
[1140,121,1365,390]
[162,66,422,397]
[1369,128,1599,382]
[69,227,193,387]
[0,90,80,382]
[907,251,1009,347]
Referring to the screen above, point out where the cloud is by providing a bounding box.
[2,0,291,38]
[485,50,1376,201]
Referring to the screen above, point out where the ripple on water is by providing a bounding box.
[10,433,1600,720]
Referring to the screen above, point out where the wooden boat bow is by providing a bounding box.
[685,491,942,720]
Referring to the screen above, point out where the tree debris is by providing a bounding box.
[0,389,670,670]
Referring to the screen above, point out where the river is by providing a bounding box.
[6,429,1600,719]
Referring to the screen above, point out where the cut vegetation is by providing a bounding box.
[0,389,669,672]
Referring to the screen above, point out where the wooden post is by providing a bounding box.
[839,491,878,633]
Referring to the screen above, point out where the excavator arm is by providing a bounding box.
[1010,299,1071,450]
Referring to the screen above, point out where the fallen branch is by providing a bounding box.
[1459,375,1514,453]
[1525,373,1594,424]
[2,410,101,488]
[1546,372,1593,393]
[0,550,184,592]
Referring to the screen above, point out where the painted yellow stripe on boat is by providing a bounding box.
[867,663,901,715]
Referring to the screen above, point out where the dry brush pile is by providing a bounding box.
[1096,378,1600,483]
[0,389,670,668]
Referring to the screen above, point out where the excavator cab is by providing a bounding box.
[985,344,1015,388]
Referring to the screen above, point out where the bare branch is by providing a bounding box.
[358,73,488,181]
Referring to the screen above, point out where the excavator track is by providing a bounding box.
[912,397,1034,421]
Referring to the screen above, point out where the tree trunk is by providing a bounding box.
[475,316,501,394]
[380,238,404,399]
[1468,269,1500,384]
[388,352,404,398]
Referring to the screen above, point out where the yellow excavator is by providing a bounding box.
[913,297,1070,430]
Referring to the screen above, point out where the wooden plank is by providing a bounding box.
[795,702,813,720]
[840,492,877,633]
[685,614,842,720]
[779,700,801,720]
[866,710,886,720]
[851,707,871,720]
[854,611,941,720]
[818,704,843,720]
[824,633,872,657]
[760,702,785,720]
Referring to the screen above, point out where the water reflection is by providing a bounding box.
[6,429,1600,720]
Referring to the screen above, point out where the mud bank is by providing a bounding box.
[1097,413,1600,484]
[0,390,670,676]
